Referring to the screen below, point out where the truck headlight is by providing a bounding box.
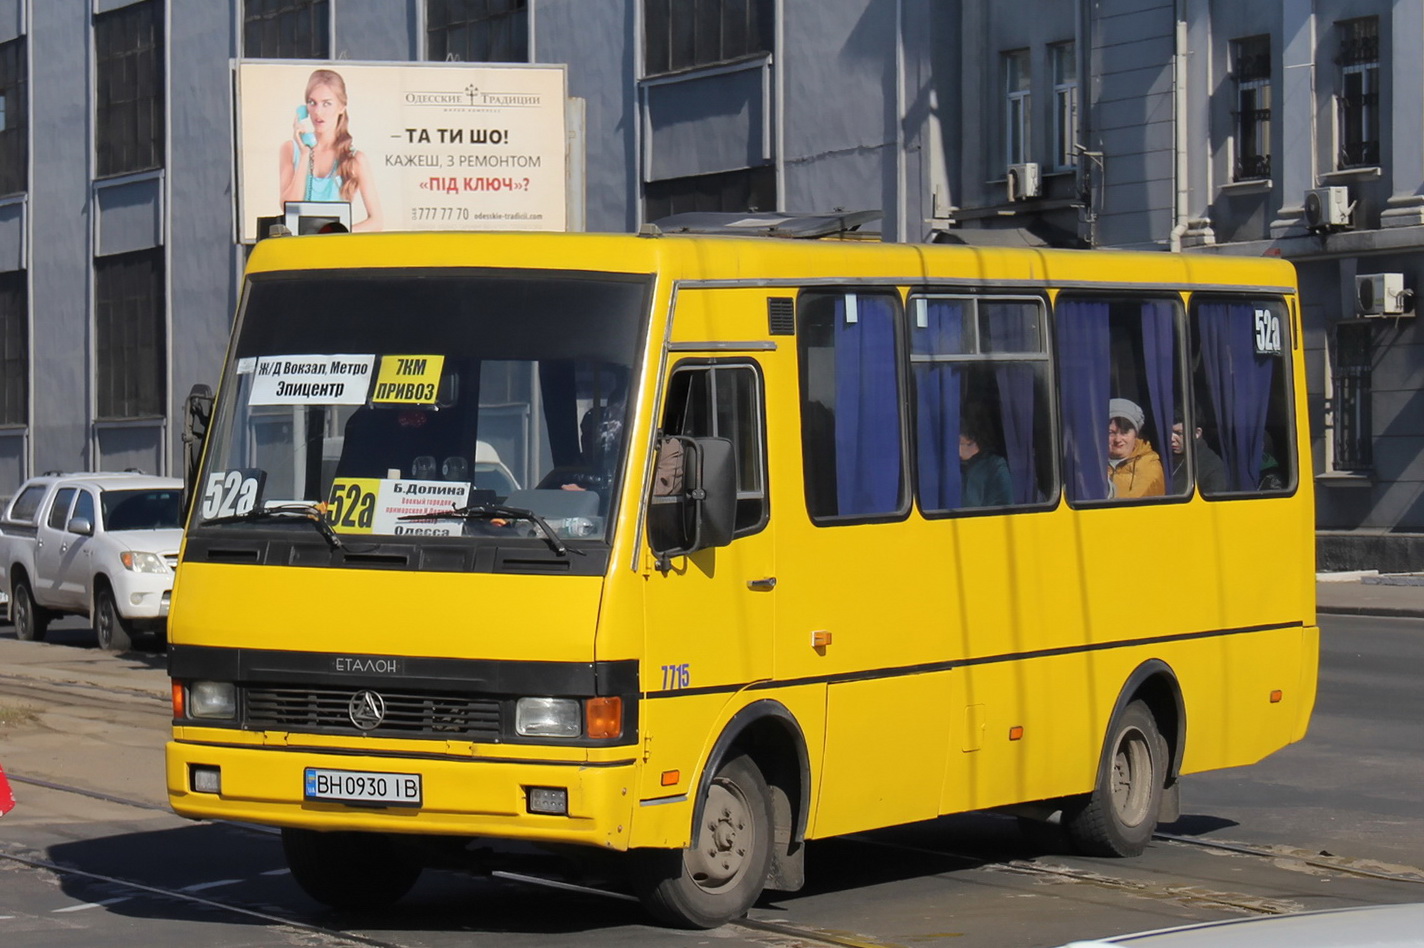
[120,550,168,573]
[515,697,581,737]
[187,681,237,720]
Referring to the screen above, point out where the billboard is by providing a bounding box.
[236,61,568,241]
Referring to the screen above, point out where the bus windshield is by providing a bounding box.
[195,268,651,545]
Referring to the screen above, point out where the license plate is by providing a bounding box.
[304,767,422,806]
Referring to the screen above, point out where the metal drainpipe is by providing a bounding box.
[895,0,907,243]
[1169,6,1190,253]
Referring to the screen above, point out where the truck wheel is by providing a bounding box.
[281,828,422,911]
[12,580,49,643]
[631,754,774,929]
[1063,699,1165,857]
[94,588,134,652]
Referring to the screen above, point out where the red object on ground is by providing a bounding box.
[0,761,14,816]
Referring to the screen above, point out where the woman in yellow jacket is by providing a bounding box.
[1106,398,1165,498]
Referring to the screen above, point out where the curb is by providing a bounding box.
[1318,605,1424,620]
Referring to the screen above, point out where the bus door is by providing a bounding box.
[768,288,958,837]
[638,357,774,803]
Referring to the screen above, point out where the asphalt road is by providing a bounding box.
[0,614,1421,948]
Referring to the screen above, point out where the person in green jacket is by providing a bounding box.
[959,416,1012,507]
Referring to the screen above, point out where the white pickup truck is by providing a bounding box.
[0,472,184,651]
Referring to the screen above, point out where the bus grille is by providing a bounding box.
[243,686,502,740]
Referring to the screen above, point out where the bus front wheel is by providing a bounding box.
[1063,700,1165,857]
[281,828,422,911]
[631,754,774,928]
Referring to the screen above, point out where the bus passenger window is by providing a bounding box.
[659,363,767,536]
[910,295,1054,513]
[798,291,906,521]
[1190,298,1294,496]
[1057,295,1186,503]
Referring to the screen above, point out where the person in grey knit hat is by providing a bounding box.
[1107,398,1164,498]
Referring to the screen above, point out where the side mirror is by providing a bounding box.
[66,517,94,537]
[691,438,737,550]
[648,435,737,568]
[182,383,214,519]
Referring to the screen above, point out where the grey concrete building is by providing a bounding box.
[2,0,1421,567]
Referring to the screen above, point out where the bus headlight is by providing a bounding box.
[515,697,581,737]
[188,681,237,720]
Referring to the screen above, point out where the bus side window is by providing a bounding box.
[657,362,768,537]
[910,295,1054,512]
[797,291,907,521]
[1057,295,1186,503]
[1190,297,1294,496]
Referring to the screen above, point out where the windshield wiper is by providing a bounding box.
[399,504,583,557]
[201,503,344,550]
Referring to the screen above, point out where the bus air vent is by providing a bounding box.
[768,298,796,335]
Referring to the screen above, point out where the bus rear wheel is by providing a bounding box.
[631,754,774,929]
[1063,700,1165,857]
[281,828,422,911]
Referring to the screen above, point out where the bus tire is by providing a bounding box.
[12,580,49,643]
[631,754,774,929]
[1063,699,1165,857]
[281,828,422,911]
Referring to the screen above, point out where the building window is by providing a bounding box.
[1050,42,1077,170]
[0,36,26,196]
[1337,17,1379,169]
[643,0,774,77]
[644,166,776,222]
[0,270,26,426]
[428,0,528,63]
[1231,36,1271,181]
[1004,49,1030,166]
[243,0,329,59]
[1331,321,1372,471]
[95,1,164,177]
[96,249,166,419]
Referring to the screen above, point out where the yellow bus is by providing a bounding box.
[166,221,1317,928]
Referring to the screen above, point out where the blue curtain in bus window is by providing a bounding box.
[834,294,902,515]
[912,299,963,510]
[1198,301,1272,490]
[1056,299,1110,501]
[1141,300,1176,474]
[986,312,1037,505]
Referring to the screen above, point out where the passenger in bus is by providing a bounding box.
[958,417,1012,507]
[1169,412,1227,495]
[1107,398,1165,498]
[1258,432,1286,491]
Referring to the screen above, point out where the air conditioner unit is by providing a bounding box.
[1303,186,1353,231]
[1006,162,1042,201]
[1356,273,1410,316]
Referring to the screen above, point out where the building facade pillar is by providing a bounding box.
[1380,1,1424,227]
[1269,0,1316,237]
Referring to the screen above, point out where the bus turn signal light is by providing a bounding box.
[1008,726,1024,741]
[661,770,680,787]
[585,697,623,740]
[1270,690,1283,703]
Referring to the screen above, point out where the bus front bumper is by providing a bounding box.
[166,739,638,851]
